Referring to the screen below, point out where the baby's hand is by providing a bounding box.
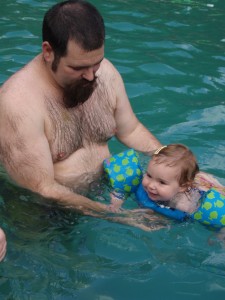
[109,192,125,212]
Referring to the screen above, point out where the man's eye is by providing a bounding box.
[71,67,82,71]
[70,66,85,71]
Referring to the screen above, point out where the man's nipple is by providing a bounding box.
[57,152,65,161]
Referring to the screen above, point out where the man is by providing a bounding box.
[0,0,160,214]
[0,228,6,261]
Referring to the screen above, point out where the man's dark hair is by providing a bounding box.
[42,0,105,58]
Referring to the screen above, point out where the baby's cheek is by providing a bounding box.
[142,176,148,188]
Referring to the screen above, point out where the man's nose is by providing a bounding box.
[82,67,95,81]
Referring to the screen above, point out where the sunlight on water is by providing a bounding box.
[0,0,225,299]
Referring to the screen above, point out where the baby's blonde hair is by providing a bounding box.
[152,144,199,187]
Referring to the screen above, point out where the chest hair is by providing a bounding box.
[45,82,116,160]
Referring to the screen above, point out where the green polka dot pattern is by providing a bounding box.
[191,189,225,228]
[103,149,143,195]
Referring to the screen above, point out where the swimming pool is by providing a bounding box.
[0,0,225,299]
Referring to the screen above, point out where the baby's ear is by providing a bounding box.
[179,182,190,193]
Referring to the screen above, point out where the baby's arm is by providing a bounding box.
[195,172,225,194]
[169,194,191,213]
[169,190,201,214]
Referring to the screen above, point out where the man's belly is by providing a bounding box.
[53,144,110,193]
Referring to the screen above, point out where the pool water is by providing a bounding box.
[0,0,225,299]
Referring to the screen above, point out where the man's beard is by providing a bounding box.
[62,77,97,108]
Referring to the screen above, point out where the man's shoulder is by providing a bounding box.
[99,58,122,82]
[1,69,29,100]
[0,56,43,105]
[1,55,41,91]
[0,72,30,110]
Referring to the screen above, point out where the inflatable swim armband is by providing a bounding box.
[103,149,143,197]
[191,188,225,228]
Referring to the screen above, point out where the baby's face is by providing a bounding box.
[142,160,185,201]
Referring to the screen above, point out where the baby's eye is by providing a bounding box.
[160,180,166,185]
[145,173,151,178]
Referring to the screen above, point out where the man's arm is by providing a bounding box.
[0,228,6,261]
[0,96,107,214]
[111,63,161,155]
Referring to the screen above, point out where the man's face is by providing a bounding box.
[52,40,104,108]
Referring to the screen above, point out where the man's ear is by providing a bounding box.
[42,41,54,62]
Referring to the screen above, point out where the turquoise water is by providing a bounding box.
[0,0,225,299]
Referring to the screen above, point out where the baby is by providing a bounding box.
[105,144,225,227]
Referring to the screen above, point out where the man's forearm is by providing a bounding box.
[36,180,108,214]
[117,123,161,155]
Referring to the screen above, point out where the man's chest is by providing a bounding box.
[45,94,116,162]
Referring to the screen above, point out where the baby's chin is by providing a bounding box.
[148,192,171,202]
